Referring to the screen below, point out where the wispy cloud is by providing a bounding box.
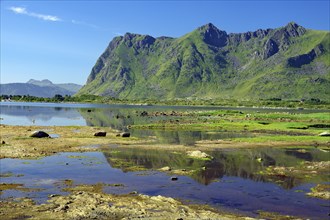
[8,6,108,32]
[71,19,99,29]
[9,6,61,22]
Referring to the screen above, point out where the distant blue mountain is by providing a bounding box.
[0,79,82,98]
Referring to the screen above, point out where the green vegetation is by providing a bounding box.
[1,94,104,103]
[78,22,330,102]
[2,94,330,109]
[131,109,330,146]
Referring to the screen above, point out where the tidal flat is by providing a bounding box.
[1,106,330,219]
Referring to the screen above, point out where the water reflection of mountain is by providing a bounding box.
[103,147,329,189]
[0,105,81,122]
[80,109,253,145]
[79,108,135,129]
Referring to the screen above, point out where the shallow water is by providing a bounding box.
[1,102,329,218]
[1,149,329,219]
[0,101,325,145]
[1,101,326,128]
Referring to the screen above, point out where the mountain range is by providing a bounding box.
[0,79,82,98]
[78,22,330,101]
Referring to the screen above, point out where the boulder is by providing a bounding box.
[30,131,50,138]
[319,131,330,137]
[171,176,178,181]
[94,131,107,137]
[159,166,171,171]
[121,132,130,137]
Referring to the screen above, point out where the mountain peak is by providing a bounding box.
[199,23,218,31]
[286,21,300,28]
[283,21,306,37]
[27,79,53,86]
[197,23,227,47]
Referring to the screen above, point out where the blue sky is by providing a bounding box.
[1,1,329,85]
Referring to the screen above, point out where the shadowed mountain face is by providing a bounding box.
[78,22,330,101]
[1,79,82,98]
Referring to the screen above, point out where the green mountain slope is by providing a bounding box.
[78,22,330,101]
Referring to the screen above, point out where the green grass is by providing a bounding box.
[233,135,328,143]
[131,110,330,145]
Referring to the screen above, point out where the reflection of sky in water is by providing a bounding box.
[2,101,328,127]
[1,101,330,220]
[0,102,89,126]
[0,152,328,220]
[1,114,87,126]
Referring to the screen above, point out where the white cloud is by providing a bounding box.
[8,6,105,30]
[9,6,61,22]
[71,19,99,29]
[9,6,27,14]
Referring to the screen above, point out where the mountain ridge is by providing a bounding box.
[1,79,82,98]
[78,22,330,101]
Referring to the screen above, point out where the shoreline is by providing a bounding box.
[1,124,329,219]
[1,125,329,159]
[2,99,330,111]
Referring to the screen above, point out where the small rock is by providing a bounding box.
[319,131,330,137]
[94,131,107,137]
[140,111,148,116]
[49,194,60,198]
[187,150,212,159]
[159,166,171,171]
[121,132,130,137]
[30,131,50,138]
[1,141,5,144]
[171,176,178,181]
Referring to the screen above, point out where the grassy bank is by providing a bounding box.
[2,94,330,109]
[131,110,330,147]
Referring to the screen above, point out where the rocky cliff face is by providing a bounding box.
[78,22,330,101]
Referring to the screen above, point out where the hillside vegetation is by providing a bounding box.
[78,22,330,101]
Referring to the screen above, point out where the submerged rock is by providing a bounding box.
[30,131,50,138]
[94,131,107,137]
